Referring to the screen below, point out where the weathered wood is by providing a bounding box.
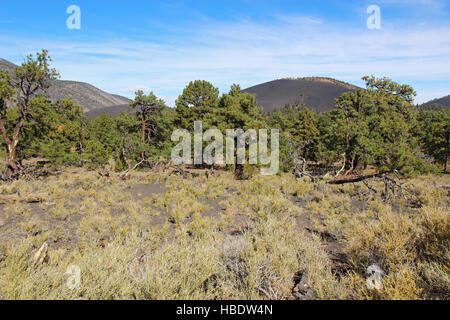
[0,192,47,204]
[327,171,392,185]
[33,242,48,267]
[334,153,346,178]
[120,159,146,180]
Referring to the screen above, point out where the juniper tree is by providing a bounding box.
[0,50,59,176]
[329,76,432,176]
[417,108,450,172]
[38,99,86,166]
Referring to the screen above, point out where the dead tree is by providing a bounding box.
[290,140,316,182]
[327,171,393,185]
[328,170,414,203]
[334,153,346,178]
[119,159,147,180]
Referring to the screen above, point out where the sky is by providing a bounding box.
[0,0,449,105]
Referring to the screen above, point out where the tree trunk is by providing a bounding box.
[0,114,21,177]
[5,141,19,176]
[8,143,18,173]
[78,118,84,156]
[0,192,47,204]
[445,155,448,174]
[344,153,356,176]
[235,163,244,180]
[122,144,131,170]
[7,117,24,176]
[141,113,146,160]
[335,153,346,177]
[234,148,244,180]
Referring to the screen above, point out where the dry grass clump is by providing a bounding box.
[319,175,449,300]
[0,170,448,300]
[0,206,307,300]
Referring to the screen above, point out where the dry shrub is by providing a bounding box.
[343,201,449,299]
[344,211,417,273]
[348,264,423,300]
[415,206,449,264]
[0,171,447,300]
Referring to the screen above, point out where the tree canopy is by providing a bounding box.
[0,52,447,178]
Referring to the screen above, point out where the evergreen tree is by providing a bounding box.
[0,50,59,176]
[216,85,266,177]
[329,76,433,175]
[267,104,320,171]
[85,113,121,167]
[175,80,219,129]
[130,90,166,160]
[38,99,86,166]
[417,108,450,172]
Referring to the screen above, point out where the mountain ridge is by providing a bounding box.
[86,77,362,118]
[424,95,450,109]
[4,56,447,117]
[0,58,130,112]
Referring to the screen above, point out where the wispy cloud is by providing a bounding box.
[1,12,449,105]
[122,85,154,93]
[378,0,445,7]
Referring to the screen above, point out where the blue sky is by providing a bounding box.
[1,0,449,105]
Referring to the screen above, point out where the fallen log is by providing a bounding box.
[0,193,48,204]
[327,171,392,185]
[327,170,416,203]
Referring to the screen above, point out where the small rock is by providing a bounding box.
[293,271,315,300]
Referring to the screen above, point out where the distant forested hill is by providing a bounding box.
[424,95,450,109]
[0,58,130,112]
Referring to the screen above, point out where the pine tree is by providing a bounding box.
[130,90,166,160]
[216,85,266,177]
[175,80,219,129]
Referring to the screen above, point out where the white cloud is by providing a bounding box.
[378,0,445,7]
[121,85,153,94]
[1,13,449,105]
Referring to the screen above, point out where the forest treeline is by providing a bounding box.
[0,51,449,179]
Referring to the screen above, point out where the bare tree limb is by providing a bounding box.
[119,159,146,180]
[335,153,346,178]
[327,171,393,185]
